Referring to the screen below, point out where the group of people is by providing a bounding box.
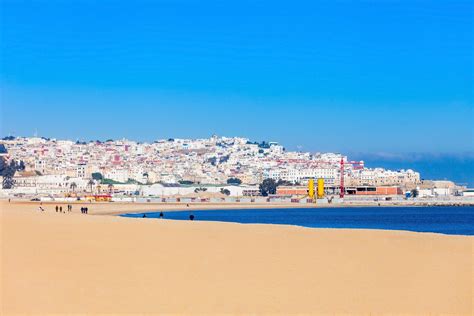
[55,205,73,213]
[39,204,88,214]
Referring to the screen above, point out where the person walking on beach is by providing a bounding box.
[81,207,84,214]
[59,206,62,213]
[85,207,88,214]
[55,205,58,212]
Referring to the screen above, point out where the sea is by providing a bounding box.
[352,154,474,187]
[121,206,474,236]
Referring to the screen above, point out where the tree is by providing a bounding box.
[2,176,14,189]
[17,160,26,171]
[220,188,231,196]
[219,155,230,163]
[87,179,95,193]
[0,144,7,154]
[9,160,16,171]
[70,182,77,192]
[207,157,217,166]
[410,189,419,198]
[259,178,278,196]
[0,157,22,189]
[258,141,270,149]
[227,178,242,185]
[100,178,123,185]
[92,172,103,181]
[0,156,7,174]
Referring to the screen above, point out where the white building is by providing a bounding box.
[104,169,129,183]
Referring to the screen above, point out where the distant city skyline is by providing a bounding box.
[3,134,473,186]
[1,0,473,154]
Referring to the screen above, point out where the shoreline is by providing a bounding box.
[3,198,473,217]
[6,198,474,237]
[119,206,474,238]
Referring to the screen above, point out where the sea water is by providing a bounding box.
[121,206,474,235]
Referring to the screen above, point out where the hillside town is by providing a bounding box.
[0,136,471,203]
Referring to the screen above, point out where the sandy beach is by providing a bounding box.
[1,200,473,315]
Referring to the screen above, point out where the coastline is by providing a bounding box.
[1,199,473,314]
[120,204,474,237]
[5,198,473,217]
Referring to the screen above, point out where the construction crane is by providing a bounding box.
[279,157,364,198]
[339,158,364,198]
[304,158,364,198]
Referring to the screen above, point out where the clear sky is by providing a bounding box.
[1,0,473,154]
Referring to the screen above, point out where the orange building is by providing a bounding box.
[277,186,402,196]
[346,186,402,196]
[85,194,112,202]
[276,186,308,196]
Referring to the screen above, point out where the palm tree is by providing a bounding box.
[70,182,77,193]
[87,179,95,193]
[108,183,114,194]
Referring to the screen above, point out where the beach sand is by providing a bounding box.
[1,200,473,315]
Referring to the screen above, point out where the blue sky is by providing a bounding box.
[1,0,473,154]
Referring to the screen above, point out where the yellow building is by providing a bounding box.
[308,179,315,198]
[317,178,325,198]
